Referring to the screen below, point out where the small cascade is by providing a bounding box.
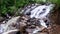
[22,3,54,28]
[20,3,55,34]
[30,4,54,18]
[0,3,55,34]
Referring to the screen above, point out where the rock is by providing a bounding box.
[0,17,5,22]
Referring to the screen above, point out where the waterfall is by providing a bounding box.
[23,3,54,28]
[30,4,54,18]
[0,3,55,34]
[22,3,55,34]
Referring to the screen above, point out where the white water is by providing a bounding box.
[27,4,54,34]
[31,4,54,28]
[0,3,54,34]
[24,4,54,28]
[30,4,54,18]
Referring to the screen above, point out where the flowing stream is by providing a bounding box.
[22,3,55,34]
[23,3,54,28]
[0,3,55,34]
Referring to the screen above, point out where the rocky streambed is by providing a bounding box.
[0,3,60,34]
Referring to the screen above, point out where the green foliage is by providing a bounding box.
[35,0,46,3]
[0,0,60,17]
[0,0,36,16]
[0,0,15,16]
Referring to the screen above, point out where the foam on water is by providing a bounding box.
[0,3,54,34]
[24,3,54,28]
[30,4,54,18]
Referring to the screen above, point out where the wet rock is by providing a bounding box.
[0,17,5,23]
[0,3,55,34]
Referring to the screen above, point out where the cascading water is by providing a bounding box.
[0,3,55,34]
[22,3,55,34]
[30,4,54,18]
[23,3,54,28]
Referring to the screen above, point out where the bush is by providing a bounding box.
[0,0,60,17]
[0,0,36,17]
